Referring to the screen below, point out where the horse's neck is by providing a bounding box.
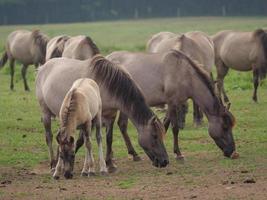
[191,82,219,118]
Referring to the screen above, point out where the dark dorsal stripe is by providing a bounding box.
[90,55,153,125]
[169,49,221,114]
[84,36,100,56]
[61,89,77,129]
[254,29,267,79]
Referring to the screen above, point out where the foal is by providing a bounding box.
[53,78,107,179]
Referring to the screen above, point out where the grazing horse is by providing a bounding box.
[0,30,49,91]
[53,78,107,179]
[106,50,238,160]
[147,31,215,126]
[36,55,169,172]
[212,29,267,104]
[45,35,70,61]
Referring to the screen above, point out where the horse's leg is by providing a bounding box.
[252,69,259,102]
[53,154,63,179]
[9,58,15,90]
[82,121,96,176]
[163,111,171,132]
[105,116,117,173]
[21,64,30,91]
[95,114,108,175]
[193,101,203,127]
[43,112,56,170]
[168,105,184,160]
[177,102,188,129]
[216,59,230,105]
[117,112,141,161]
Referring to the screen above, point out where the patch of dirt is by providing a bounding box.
[0,157,266,200]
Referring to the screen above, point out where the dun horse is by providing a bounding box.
[36,55,169,172]
[147,31,215,126]
[46,35,99,61]
[212,29,267,104]
[53,78,107,179]
[106,50,238,161]
[0,30,49,91]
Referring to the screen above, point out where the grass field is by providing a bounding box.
[0,17,267,199]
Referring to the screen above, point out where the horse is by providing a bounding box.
[146,31,215,127]
[0,29,49,91]
[106,49,238,161]
[53,78,107,179]
[212,29,267,104]
[45,35,70,61]
[36,54,169,173]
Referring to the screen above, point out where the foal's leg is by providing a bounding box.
[117,112,141,161]
[21,64,30,91]
[216,59,230,105]
[105,116,117,173]
[82,121,96,176]
[95,114,108,175]
[193,101,203,127]
[53,153,63,179]
[168,105,184,160]
[9,58,15,90]
[252,69,259,102]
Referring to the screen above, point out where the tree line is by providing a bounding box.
[0,0,266,25]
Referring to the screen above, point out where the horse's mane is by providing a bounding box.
[61,88,77,130]
[83,36,100,56]
[32,29,49,57]
[169,49,222,114]
[254,29,267,79]
[50,35,70,59]
[89,55,153,125]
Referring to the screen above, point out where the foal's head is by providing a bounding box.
[56,129,75,179]
[208,106,238,159]
[138,116,169,168]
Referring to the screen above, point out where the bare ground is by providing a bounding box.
[0,154,266,200]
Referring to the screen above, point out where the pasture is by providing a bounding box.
[0,17,267,199]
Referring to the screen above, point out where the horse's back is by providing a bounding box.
[147,32,177,53]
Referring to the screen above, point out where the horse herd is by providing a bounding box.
[0,28,266,179]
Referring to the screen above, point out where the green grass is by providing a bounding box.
[0,17,267,182]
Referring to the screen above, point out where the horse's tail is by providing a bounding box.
[254,29,267,80]
[90,54,153,125]
[0,51,8,69]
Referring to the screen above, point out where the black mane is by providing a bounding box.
[90,55,153,125]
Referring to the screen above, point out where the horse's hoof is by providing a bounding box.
[53,175,60,180]
[88,172,96,177]
[81,172,88,177]
[100,171,108,176]
[133,155,141,162]
[107,165,117,173]
[175,154,185,162]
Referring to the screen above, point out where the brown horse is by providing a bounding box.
[105,50,238,161]
[0,30,49,91]
[36,55,169,172]
[212,29,267,104]
[147,31,215,126]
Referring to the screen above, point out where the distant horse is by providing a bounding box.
[212,29,267,104]
[36,55,169,172]
[106,50,238,160]
[0,30,49,91]
[147,31,215,126]
[45,35,70,61]
[46,35,99,61]
[53,78,107,179]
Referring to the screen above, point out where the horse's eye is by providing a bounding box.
[153,134,158,140]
